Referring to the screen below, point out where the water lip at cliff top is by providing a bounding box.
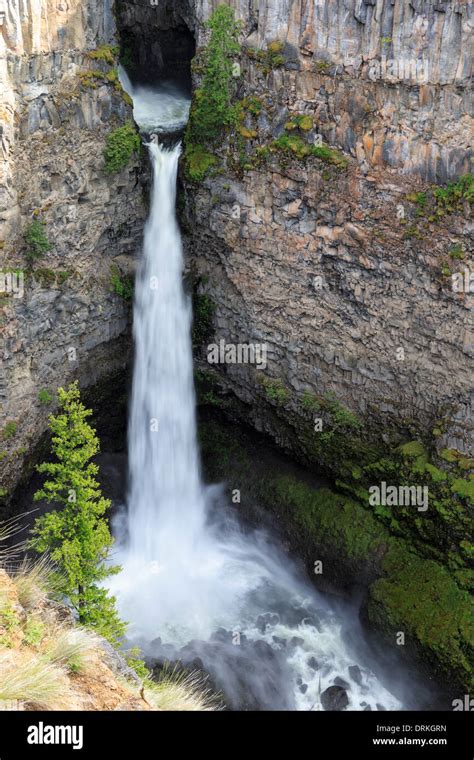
[119,65,190,133]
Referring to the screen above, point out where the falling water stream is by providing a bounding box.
[109,70,406,710]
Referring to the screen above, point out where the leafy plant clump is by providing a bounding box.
[38,389,53,405]
[285,114,313,132]
[24,219,52,263]
[245,40,285,73]
[87,45,119,66]
[103,123,141,173]
[110,265,134,301]
[406,174,473,224]
[271,134,348,168]
[259,376,290,405]
[28,383,126,645]
[192,291,216,348]
[185,146,218,182]
[2,422,17,440]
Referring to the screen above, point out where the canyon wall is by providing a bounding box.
[0,0,145,499]
[185,0,473,459]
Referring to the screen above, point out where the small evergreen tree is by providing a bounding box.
[29,382,125,645]
[24,218,52,262]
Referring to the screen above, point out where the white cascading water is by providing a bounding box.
[127,143,206,563]
[109,70,405,710]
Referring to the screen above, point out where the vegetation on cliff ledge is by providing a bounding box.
[184,6,241,181]
[24,218,52,263]
[103,122,140,173]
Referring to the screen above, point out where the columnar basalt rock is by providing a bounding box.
[191,0,472,181]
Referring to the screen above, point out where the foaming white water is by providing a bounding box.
[109,82,403,711]
[119,66,190,133]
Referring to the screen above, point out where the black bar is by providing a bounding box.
[0,710,471,758]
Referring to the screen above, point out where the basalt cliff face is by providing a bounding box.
[183,0,473,460]
[0,0,146,498]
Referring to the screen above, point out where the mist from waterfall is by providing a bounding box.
[108,74,411,711]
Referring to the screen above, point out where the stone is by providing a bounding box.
[321,685,350,711]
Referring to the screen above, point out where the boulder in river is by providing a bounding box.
[348,665,363,685]
[321,685,349,711]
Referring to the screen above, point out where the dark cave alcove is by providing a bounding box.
[116,0,196,90]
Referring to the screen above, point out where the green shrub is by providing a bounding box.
[23,616,45,647]
[271,134,348,167]
[87,45,119,65]
[285,114,313,132]
[78,70,104,88]
[123,647,149,680]
[24,219,52,263]
[192,292,216,347]
[110,265,134,301]
[38,389,53,405]
[103,122,140,173]
[260,377,290,405]
[314,59,331,73]
[434,174,473,211]
[246,40,285,72]
[449,243,465,260]
[3,422,17,440]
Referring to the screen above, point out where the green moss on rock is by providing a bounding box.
[185,146,217,182]
[369,542,474,691]
[266,476,388,565]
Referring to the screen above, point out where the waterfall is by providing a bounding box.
[127,144,206,563]
[108,78,407,710]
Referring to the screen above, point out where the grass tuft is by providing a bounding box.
[0,654,73,710]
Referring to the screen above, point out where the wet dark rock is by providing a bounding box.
[256,613,279,633]
[210,628,231,643]
[187,657,204,671]
[289,636,305,649]
[376,703,386,711]
[167,635,295,710]
[321,685,349,711]
[307,656,319,671]
[301,614,323,632]
[272,635,287,647]
[349,665,363,686]
[280,606,308,627]
[253,639,276,662]
[299,683,308,694]
[334,676,350,689]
